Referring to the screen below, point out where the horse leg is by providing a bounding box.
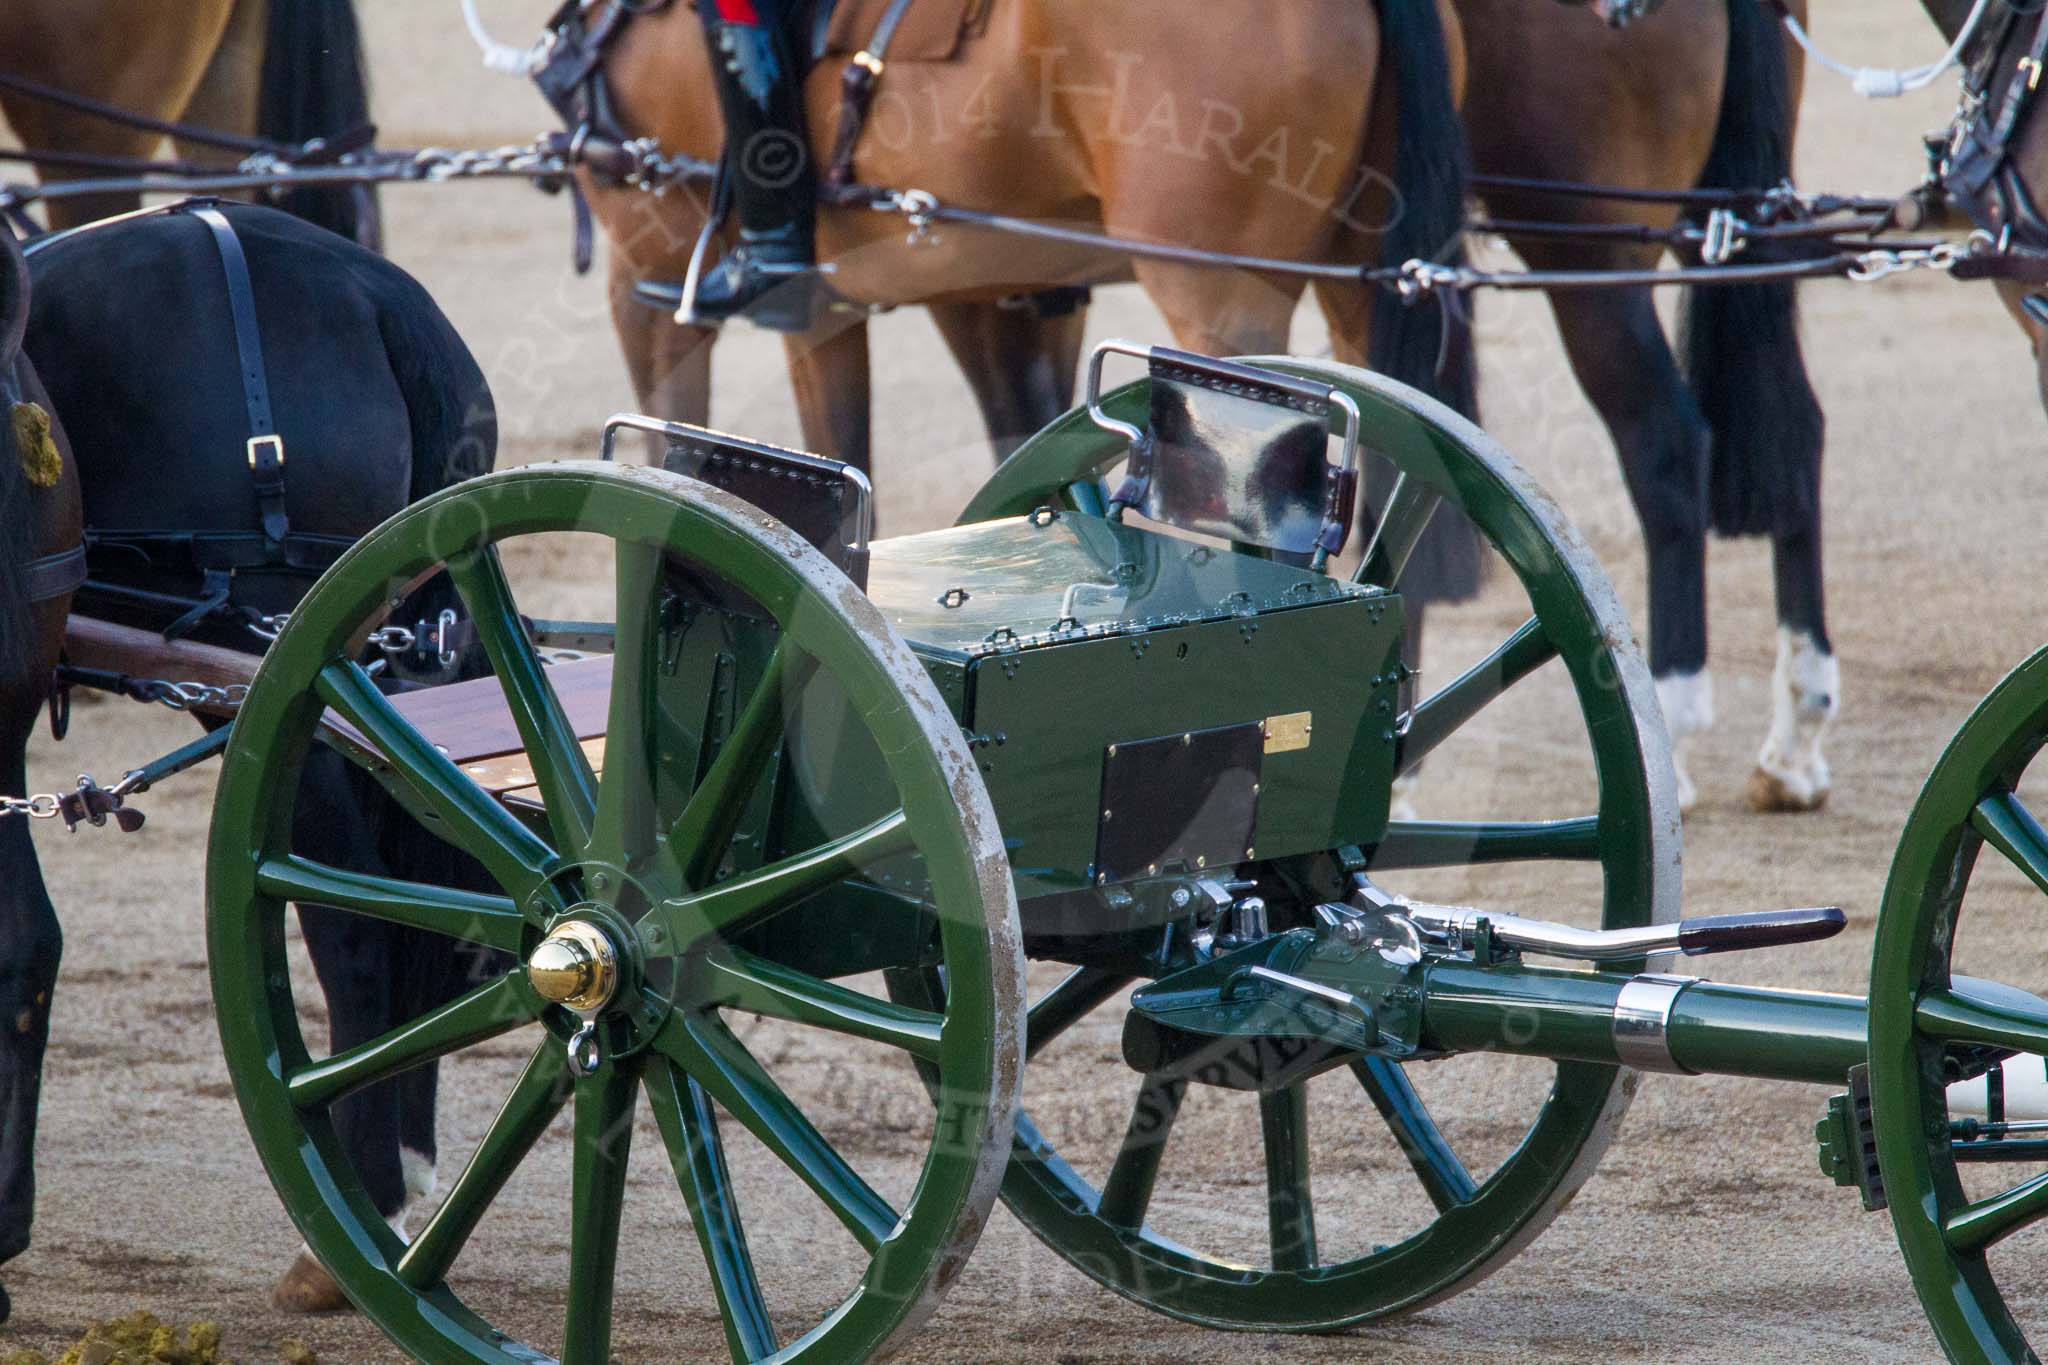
[784,315,872,475]
[169,0,266,162]
[389,931,462,1233]
[1748,517,1837,812]
[270,746,414,1313]
[0,745,61,1325]
[1546,284,1713,811]
[0,0,237,229]
[607,253,715,460]
[926,300,1087,463]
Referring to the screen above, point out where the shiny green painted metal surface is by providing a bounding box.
[867,513,1376,656]
[1423,964,1867,1085]
[1870,643,2048,1364]
[863,511,1404,901]
[206,464,1022,1364]
[961,358,1683,1331]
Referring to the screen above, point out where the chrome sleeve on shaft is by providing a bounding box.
[1611,973,1699,1074]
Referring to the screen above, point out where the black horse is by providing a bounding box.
[0,229,81,1330]
[16,201,498,1314]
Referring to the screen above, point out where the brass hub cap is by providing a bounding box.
[526,920,620,1013]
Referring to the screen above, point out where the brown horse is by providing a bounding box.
[843,0,1828,817]
[1451,0,1830,815]
[0,0,370,239]
[1922,0,2048,403]
[0,228,80,1327]
[585,0,1475,478]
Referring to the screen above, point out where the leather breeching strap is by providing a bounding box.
[178,202,290,554]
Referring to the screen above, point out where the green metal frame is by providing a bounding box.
[959,358,1684,1329]
[206,463,1024,1364]
[1871,643,2048,1364]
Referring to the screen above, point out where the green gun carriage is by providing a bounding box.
[203,345,2048,1363]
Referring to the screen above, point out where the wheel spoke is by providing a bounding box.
[1946,1168,2048,1253]
[1355,471,1443,590]
[316,660,554,897]
[698,949,944,1061]
[1972,792,2048,900]
[398,1040,572,1289]
[1095,1072,1186,1229]
[658,1011,899,1252]
[562,1062,638,1365]
[1397,617,1557,776]
[645,1059,778,1363]
[256,855,530,953]
[448,545,598,855]
[662,810,913,947]
[1351,1058,1476,1213]
[669,641,817,890]
[1370,817,1602,869]
[1027,967,1132,1059]
[1261,1085,1318,1271]
[288,974,535,1112]
[1918,986,2048,1057]
[588,541,666,869]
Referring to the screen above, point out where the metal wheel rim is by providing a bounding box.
[959,357,1681,1329]
[1870,644,2048,1365]
[206,462,1024,1363]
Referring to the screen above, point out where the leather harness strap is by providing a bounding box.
[179,202,289,552]
[1943,2,2048,252]
[823,0,921,192]
[25,544,85,604]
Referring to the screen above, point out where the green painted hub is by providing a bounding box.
[1870,643,2048,1363]
[959,357,1680,1331]
[206,463,1022,1365]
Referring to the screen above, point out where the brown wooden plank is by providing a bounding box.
[466,736,607,799]
[322,654,615,768]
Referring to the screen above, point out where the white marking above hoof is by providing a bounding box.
[1750,628,1838,815]
[1655,670,1713,816]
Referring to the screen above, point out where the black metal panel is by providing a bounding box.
[661,431,867,587]
[1093,721,1263,884]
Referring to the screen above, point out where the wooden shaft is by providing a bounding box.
[63,614,259,694]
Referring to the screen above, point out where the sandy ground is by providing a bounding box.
[8,0,2048,1360]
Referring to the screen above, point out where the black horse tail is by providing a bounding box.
[362,258,497,684]
[372,269,499,502]
[355,266,504,978]
[1366,0,1482,600]
[259,0,382,249]
[1678,0,1824,538]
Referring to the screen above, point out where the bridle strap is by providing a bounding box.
[178,202,289,553]
[24,543,85,604]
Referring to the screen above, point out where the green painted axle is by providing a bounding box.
[1422,961,1869,1085]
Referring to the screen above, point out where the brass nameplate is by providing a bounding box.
[1263,711,1312,754]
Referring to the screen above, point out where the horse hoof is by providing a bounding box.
[1745,764,1829,814]
[271,1248,351,1314]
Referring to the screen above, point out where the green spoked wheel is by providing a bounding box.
[207,463,1023,1363]
[956,357,1681,1329]
[1870,644,2048,1364]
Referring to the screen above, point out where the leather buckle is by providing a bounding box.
[2024,55,2043,92]
[247,433,285,470]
